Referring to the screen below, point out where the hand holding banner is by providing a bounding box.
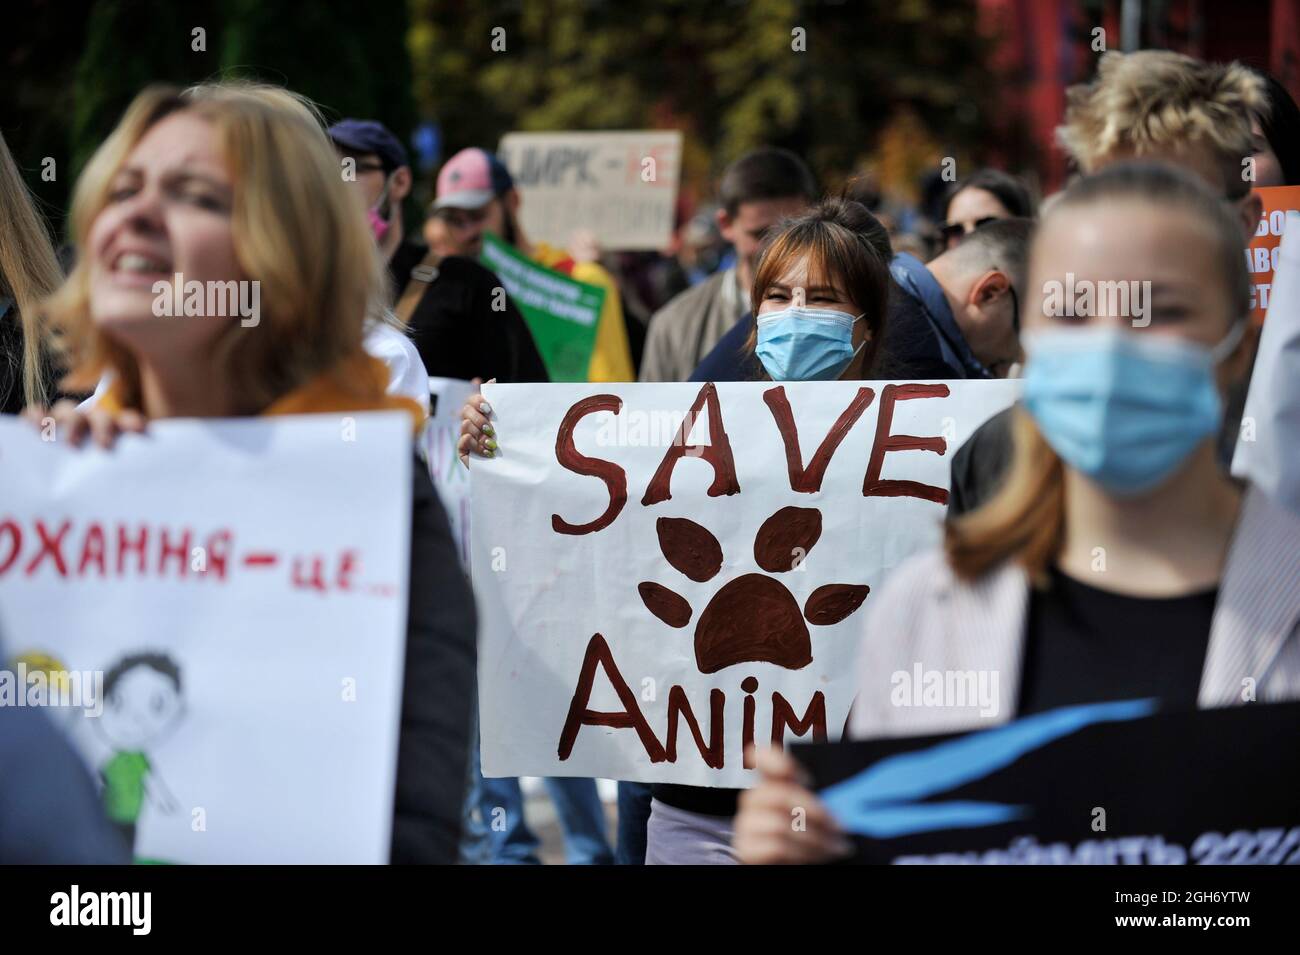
[0,413,412,863]
[470,379,1019,787]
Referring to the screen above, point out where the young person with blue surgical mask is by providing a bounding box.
[734,161,1300,865]
[459,197,895,864]
[690,213,1030,384]
[948,51,1269,516]
[744,197,893,384]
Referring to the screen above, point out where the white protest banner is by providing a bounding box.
[498,130,683,251]
[470,379,1019,787]
[424,376,477,566]
[0,413,412,863]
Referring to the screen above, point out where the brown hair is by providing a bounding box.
[945,161,1252,583]
[45,81,386,414]
[745,197,893,378]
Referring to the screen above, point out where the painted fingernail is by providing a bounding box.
[479,401,492,414]
[483,424,494,436]
[485,439,497,451]
[484,448,495,458]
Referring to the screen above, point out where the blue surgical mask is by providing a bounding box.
[756,306,865,381]
[1023,324,1244,496]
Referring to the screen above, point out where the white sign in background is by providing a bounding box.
[0,413,412,863]
[471,380,1020,787]
[498,130,683,251]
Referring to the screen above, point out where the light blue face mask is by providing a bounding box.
[1023,324,1245,496]
[755,306,865,381]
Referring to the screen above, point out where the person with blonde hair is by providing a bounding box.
[0,131,63,414]
[734,162,1300,865]
[26,80,476,862]
[1057,49,1266,240]
[949,49,1270,516]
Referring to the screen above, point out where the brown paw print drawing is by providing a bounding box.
[637,507,870,674]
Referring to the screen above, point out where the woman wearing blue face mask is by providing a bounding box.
[637,198,896,863]
[458,198,895,864]
[746,197,893,384]
[735,161,1300,865]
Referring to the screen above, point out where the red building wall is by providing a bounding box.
[979,0,1300,192]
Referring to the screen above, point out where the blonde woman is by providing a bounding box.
[950,50,1268,518]
[27,81,476,862]
[0,131,63,414]
[734,162,1300,864]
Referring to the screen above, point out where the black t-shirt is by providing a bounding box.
[1,297,66,416]
[651,782,740,818]
[388,242,549,386]
[1018,566,1217,716]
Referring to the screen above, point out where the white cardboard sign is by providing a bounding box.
[498,130,683,251]
[0,413,412,863]
[470,380,1020,787]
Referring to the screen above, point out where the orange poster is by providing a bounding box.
[1248,185,1300,324]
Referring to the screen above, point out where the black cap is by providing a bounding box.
[327,119,409,174]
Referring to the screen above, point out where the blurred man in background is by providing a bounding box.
[431,147,634,382]
[330,122,547,384]
[639,147,817,382]
[949,50,1269,517]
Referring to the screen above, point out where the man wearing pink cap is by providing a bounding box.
[431,148,635,382]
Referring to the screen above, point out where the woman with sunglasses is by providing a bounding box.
[938,168,1036,251]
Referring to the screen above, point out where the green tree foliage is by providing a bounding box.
[221,0,415,139]
[71,0,223,179]
[3,0,416,233]
[408,0,993,194]
[5,0,991,231]
[0,0,98,230]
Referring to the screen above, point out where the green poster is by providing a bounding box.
[480,234,605,382]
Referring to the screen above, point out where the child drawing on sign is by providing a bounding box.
[93,653,185,855]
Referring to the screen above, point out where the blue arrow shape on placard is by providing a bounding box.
[820,698,1157,838]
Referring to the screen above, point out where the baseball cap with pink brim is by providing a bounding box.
[433,148,516,211]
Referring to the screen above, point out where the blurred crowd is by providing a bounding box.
[1,46,1298,866]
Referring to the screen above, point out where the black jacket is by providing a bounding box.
[391,454,478,863]
[947,405,1015,519]
[2,296,73,415]
[389,242,549,384]
[0,649,131,863]
[874,281,978,380]
[0,300,24,415]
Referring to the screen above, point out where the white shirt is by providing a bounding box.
[365,317,431,413]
